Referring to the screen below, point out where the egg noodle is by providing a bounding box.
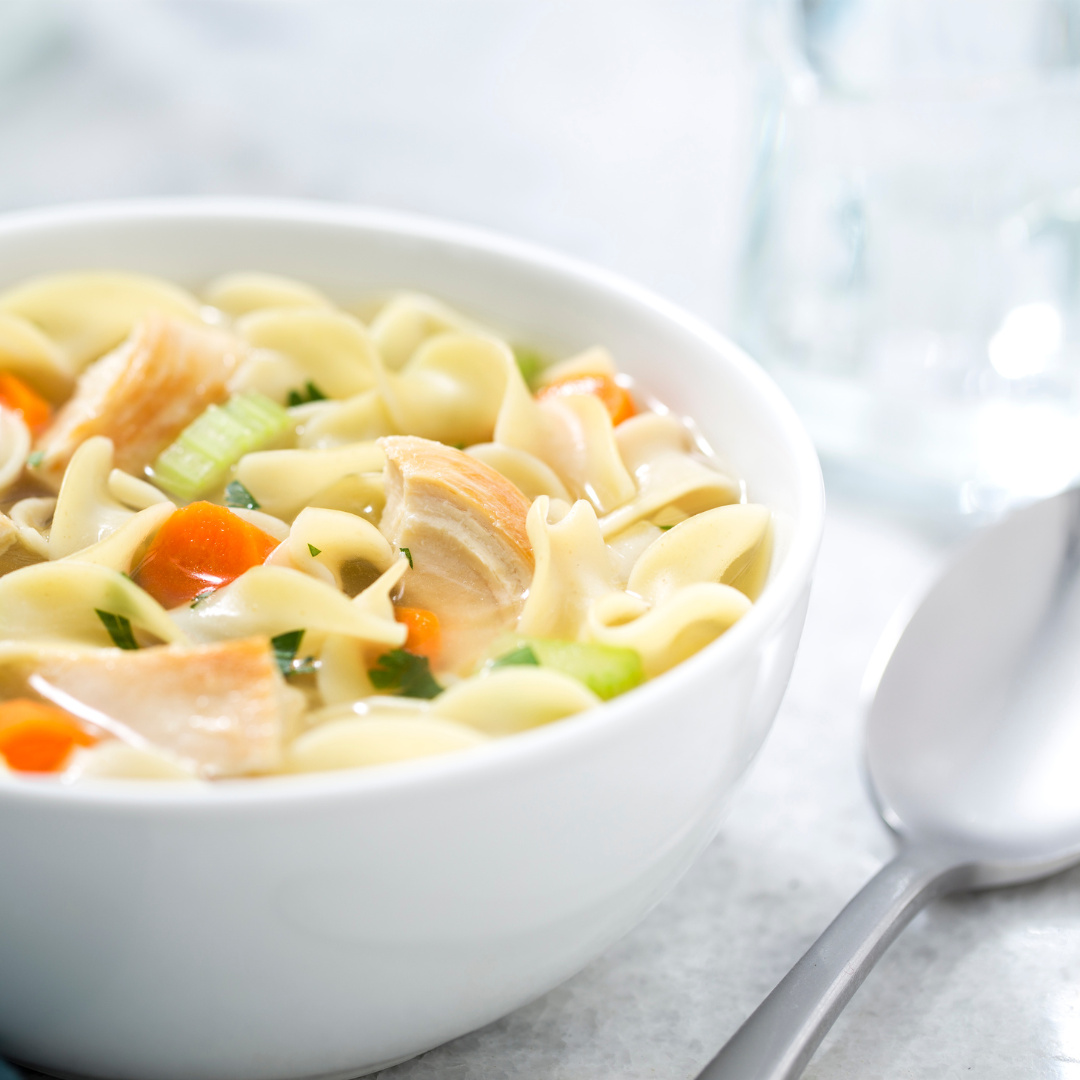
[0,272,771,782]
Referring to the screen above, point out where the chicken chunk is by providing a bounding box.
[22,638,301,777]
[378,436,534,671]
[34,314,244,488]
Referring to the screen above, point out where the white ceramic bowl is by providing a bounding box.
[0,200,823,1080]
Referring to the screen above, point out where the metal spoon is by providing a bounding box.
[698,488,1080,1080]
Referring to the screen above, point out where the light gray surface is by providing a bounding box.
[3,4,1079,1078]
[0,0,754,327]
[704,484,1080,1080]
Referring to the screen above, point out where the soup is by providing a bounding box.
[0,272,771,781]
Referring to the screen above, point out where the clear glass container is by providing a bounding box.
[738,0,1080,517]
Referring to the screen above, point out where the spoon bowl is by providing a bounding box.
[866,488,1080,876]
[701,488,1080,1080]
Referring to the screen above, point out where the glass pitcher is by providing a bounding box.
[738,0,1080,517]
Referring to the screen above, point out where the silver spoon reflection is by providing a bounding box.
[699,489,1080,1080]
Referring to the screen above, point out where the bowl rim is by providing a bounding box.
[0,196,825,810]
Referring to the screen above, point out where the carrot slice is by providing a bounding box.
[133,501,279,609]
[0,699,97,773]
[535,373,636,426]
[0,372,52,433]
[394,607,441,659]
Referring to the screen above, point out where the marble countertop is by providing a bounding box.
[4,4,1079,1077]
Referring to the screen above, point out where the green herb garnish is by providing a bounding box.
[270,629,317,677]
[369,648,442,699]
[492,644,540,667]
[225,480,260,510]
[271,629,304,675]
[307,544,322,557]
[190,588,215,609]
[26,451,44,468]
[95,610,140,650]
[286,381,328,407]
[400,546,413,568]
[659,525,674,531]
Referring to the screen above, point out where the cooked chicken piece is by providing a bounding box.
[25,638,302,778]
[33,314,244,488]
[378,436,534,671]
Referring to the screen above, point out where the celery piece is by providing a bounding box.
[224,391,289,441]
[150,391,289,502]
[519,637,644,700]
[492,644,540,668]
[152,440,220,502]
[512,346,547,391]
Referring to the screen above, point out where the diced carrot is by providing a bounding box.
[0,372,52,433]
[394,607,441,659]
[535,373,636,426]
[0,699,97,773]
[133,501,279,609]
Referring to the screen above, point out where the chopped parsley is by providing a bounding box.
[399,546,413,569]
[659,525,674,531]
[225,480,260,510]
[270,629,317,677]
[307,543,322,557]
[286,381,328,407]
[369,648,442,699]
[190,588,215,609]
[492,644,540,667]
[26,451,44,468]
[95,610,140,650]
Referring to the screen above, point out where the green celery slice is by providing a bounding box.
[150,391,289,502]
[179,409,249,464]
[152,441,220,501]
[500,637,644,700]
[491,644,540,668]
[512,346,547,390]
[225,391,289,438]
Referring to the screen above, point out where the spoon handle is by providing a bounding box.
[697,845,971,1080]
